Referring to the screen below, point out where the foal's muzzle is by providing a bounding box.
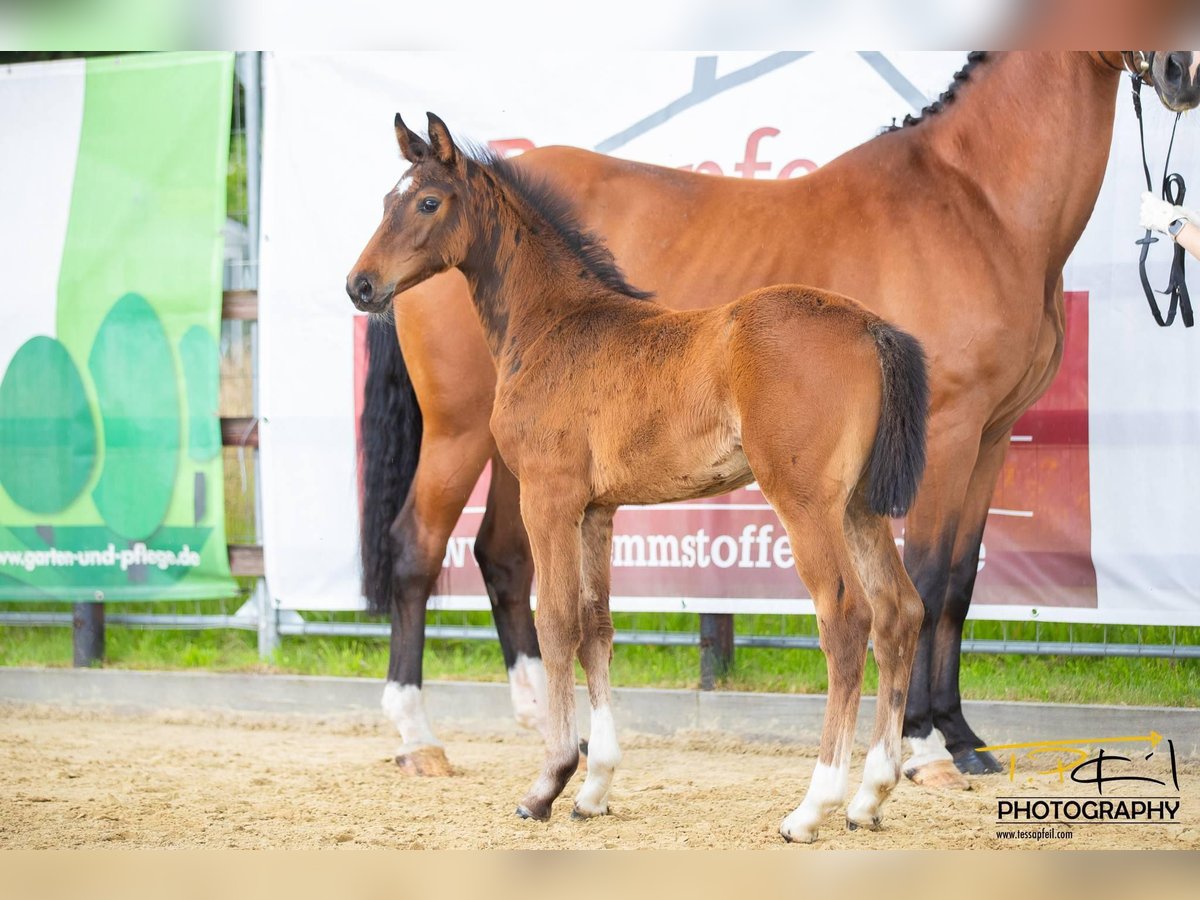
[346,273,394,313]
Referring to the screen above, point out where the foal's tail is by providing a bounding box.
[864,321,929,518]
[360,315,423,616]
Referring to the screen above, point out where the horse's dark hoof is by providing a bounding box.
[579,739,589,758]
[516,804,550,822]
[847,816,881,832]
[953,748,1003,775]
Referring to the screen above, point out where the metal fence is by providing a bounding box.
[2,51,1198,681]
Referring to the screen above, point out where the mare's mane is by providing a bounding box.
[475,148,654,301]
[884,51,989,133]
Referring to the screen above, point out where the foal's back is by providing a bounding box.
[493,282,886,509]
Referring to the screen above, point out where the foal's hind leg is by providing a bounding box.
[843,505,924,830]
[763,495,873,844]
[573,507,620,818]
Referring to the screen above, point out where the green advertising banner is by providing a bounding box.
[0,52,237,601]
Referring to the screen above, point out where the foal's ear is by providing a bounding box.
[395,112,430,163]
[426,112,459,167]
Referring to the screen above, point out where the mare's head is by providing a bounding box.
[1127,51,1200,112]
[347,112,474,313]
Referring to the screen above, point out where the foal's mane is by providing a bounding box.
[884,51,989,133]
[476,148,654,301]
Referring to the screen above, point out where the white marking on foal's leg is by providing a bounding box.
[903,727,954,771]
[573,704,620,817]
[381,681,441,753]
[508,654,548,736]
[779,752,850,843]
[846,741,901,830]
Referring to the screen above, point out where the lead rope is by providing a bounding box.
[1132,74,1193,328]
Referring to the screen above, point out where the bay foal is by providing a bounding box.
[348,114,929,842]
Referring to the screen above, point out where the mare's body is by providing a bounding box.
[359,52,1200,786]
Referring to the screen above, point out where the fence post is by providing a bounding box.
[72,602,105,667]
[254,579,278,659]
[699,612,733,690]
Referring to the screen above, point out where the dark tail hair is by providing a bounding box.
[864,321,929,518]
[360,316,423,615]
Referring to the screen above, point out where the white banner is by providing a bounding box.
[259,51,1200,624]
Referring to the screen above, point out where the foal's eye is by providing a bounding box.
[418,197,441,214]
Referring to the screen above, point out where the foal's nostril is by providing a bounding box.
[354,275,375,305]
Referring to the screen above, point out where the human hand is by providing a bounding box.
[1139,191,1192,235]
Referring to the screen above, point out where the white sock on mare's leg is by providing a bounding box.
[846,740,900,829]
[779,750,851,843]
[508,654,548,735]
[903,726,954,771]
[573,703,620,817]
[381,681,441,753]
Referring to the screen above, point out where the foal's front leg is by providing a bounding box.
[515,490,585,821]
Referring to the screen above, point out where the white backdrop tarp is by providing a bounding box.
[258,51,1200,624]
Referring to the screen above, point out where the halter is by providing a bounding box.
[1126,52,1192,328]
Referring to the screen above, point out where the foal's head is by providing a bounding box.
[347,112,478,313]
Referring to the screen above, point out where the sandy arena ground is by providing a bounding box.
[2,702,1197,850]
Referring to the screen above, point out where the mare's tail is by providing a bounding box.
[863,321,929,518]
[360,316,422,615]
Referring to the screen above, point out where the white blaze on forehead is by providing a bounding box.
[393,170,415,198]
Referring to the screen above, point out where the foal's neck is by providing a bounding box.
[457,165,631,368]
[917,52,1121,272]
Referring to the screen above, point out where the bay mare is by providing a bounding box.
[359,52,1200,788]
[349,112,930,841]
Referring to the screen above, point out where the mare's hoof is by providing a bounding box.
[516,804,550,822]
[395,745,454,777]
[846,815,881,832]
[904,758,971,790]
[953,748,1003,775]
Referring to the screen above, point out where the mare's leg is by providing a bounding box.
[383,272,498,775]
[474,453,544,735]
[572,507,620,818]
[382,425,494,775]
[515,486,586,821]
[931,430,1011,774]
[899,419,980,790]
[843,504,925,830]
[760,490,872,844]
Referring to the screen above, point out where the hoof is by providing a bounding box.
[904,758,971,790]
[953,748,1003,775]
[846,815,881,832]
[779,828,816,844]
[395,745,453,777]
[571,804,608,821]
[516,801,551,822]
[579,738,589,758]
